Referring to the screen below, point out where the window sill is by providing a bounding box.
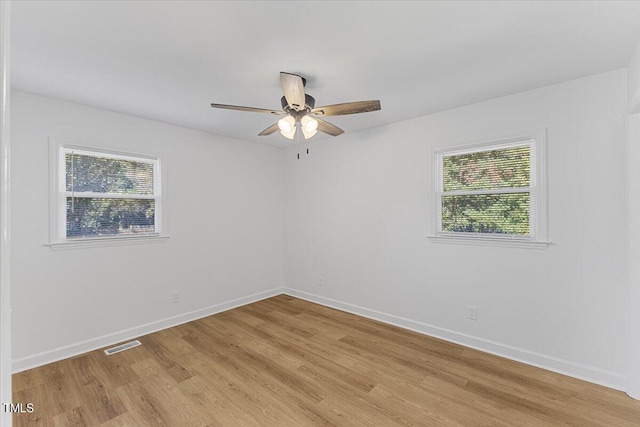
[45,235,170,251]
[427,234,550,250]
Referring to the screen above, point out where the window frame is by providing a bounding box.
[48,138,169,250]
[429,129,549,249]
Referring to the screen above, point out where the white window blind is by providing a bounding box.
[61,148,160,239]
[436,140,536,239]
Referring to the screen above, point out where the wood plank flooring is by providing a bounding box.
[12,295,640,426]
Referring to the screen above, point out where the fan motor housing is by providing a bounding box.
[281,94,315,111]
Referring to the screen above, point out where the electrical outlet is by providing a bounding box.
[171,291,180,303]
[317,276,324,287]
[467,305,477,320]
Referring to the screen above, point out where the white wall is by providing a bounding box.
[0,2,11,426]
[627,112,640,399]
[10,91,284,369]
[629,36,640,108]
[626,35,640,399]
[284,69,629,389]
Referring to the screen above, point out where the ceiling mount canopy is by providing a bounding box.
[211,72,381,140]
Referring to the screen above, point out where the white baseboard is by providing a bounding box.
[12,287,286,373]
[283,288,625,391]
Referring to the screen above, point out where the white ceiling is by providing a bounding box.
[10,1,640,147]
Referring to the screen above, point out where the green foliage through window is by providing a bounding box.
[64,150,157,238]
[66,198,155,237]
[443,145,530,191]
[441,193,529,235]
[439,143,532,236]
[65,153,154,195]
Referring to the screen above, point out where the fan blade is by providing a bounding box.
[211,103,284,115]
[311,100,381,116]
[280,72,306,111]
[315,117,344,136]
[258,123,280,136]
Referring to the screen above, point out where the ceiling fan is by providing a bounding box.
[211,72,381,140]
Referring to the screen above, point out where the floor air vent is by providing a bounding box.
[104,340,141,355]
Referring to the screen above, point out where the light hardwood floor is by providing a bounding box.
[12,295,640,426]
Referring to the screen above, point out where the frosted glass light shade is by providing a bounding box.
[278,115,295,133]
[280,126,296,139]
[301,115,318,132]
[301,116,318,139]
[301,127,317,139]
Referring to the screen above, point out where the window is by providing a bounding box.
[431,131,548,248]
[49,140,168,249]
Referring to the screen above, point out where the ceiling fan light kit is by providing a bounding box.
[211,72,381,141]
